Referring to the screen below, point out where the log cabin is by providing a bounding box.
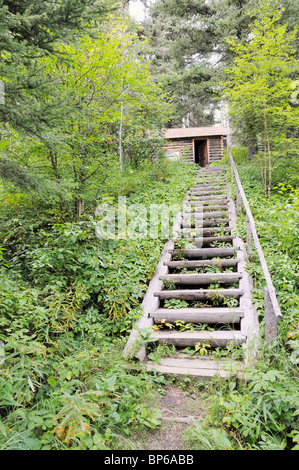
[163,126,228,166]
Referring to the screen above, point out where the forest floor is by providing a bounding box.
[126,383,207,450]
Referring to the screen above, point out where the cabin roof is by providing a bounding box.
[164,126,229,139]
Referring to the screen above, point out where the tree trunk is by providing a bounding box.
[75,198,85,218]
[119,100,124,172]
[263,101,272,197]
[248,140,257,161]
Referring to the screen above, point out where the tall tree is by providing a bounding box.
[0,0,113,136]
[0,0,114,189]
[144,0,255,127]
[223,0,299,195]
[0,12,172,216]
[143,0,299,128]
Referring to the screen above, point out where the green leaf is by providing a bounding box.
[47,376,56,388]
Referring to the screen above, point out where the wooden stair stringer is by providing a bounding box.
[122,239,173,362]
[123,212,182,361]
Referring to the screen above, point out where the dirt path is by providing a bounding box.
[132,384,206,450]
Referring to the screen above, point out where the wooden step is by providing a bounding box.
[144,358,245,379]
[183,211,228,218]
[181,220,229,228]
[192,184,223,189]
[189,187,223,192]
[189,190,225,196]
[160,272,241,285]
[193,183,223,189]
[186,199,228,206]
[164,258,238,269]
[196,235,235,245]
[198,167,225,172]
[196,176,226,180]
[189,187,226,192]
[202,205,228,211]
[180,227,232,235]
[171,247,236,258]
[184,199,228,206]
[150,307,244,323]
[154,288,243,300]
[203,219,230,227]
[186,195,228,201]
[181,218,229,227]
[195,180,227,186]
[150,330,246,347]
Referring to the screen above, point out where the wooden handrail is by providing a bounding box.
[228,149,282,326]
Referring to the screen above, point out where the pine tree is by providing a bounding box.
[0,0,113,188]
[0,0,112,136]
[144,0,299,127]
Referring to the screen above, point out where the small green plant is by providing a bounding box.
[162,280,176,290]
[193,341,211,356]
[147,343,177,362]
[163,299,189,309]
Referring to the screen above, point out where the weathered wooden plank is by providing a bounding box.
[164,258,238,268]
[188,190,227,196]
[180,227,232,235]
[184,202,229,211]
[150,307,244,323]
[150,330,246,347]
[202,205,229,211]
[197,235,235,244]
[181,218,229,227]
[123,240,173,360]
[148,357,245,371]
[186,195,228,202]
[160,272,241,284]
[144,363,233,379]
[264,286,278,341]
[192,184,224,189]
[170,247,236,258]
[154,288,243,300]
[182,211,228,218]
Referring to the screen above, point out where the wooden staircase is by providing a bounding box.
[124,165,259,380]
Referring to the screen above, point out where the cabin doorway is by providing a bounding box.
[194,139,209,167]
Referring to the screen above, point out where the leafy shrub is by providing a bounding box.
[0,159,195,449]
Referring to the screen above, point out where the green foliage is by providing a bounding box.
[146,0,256,125]
[0,0,113,136]
[0,159,195,449]
[231,150,299,332]
[224,0,299,193]
[209,341,299,450]
[186,424,242,450]
[0,7,173,217]
[193,146,299,450]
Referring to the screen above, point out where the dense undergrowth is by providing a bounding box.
[1,150,298,451]
[0,159,196,450]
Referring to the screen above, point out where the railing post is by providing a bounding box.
[264,286,278,341]
[246,214,253,255]
[236,185,242,214]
